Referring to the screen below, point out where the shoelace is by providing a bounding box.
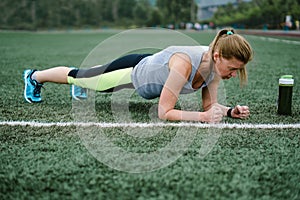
[75,86,86,96]
[80,88,87,95]
[33,83,44,97]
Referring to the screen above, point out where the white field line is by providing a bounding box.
[1,121,300,129]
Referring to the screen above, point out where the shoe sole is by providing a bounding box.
[23,70,33,103]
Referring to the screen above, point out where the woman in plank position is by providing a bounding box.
[23,28,253,123]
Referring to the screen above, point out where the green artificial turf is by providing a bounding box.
[0,30,299,199]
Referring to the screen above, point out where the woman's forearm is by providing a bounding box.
[159,107,223,123]
[159,109,202,122]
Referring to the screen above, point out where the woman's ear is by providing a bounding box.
[213,52,219,62]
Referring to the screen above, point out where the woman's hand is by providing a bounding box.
[230,105,250,119]
[202,105,224,123]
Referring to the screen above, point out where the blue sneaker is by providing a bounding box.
[23,69,43,103]
[70,85,87,100]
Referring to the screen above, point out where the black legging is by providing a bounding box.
[68,53,152,92]
[68,54,152,78]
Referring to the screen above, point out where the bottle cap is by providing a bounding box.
[279,75,294,85]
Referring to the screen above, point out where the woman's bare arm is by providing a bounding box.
[158,53,223,122]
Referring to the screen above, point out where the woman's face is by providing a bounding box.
[213,52,245,79]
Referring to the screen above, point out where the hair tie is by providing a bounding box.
[227,31,233,35]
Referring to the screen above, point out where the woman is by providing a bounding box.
[23,28,253,123]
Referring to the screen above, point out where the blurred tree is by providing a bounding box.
[119,0,136,19]
[212,0,300,29]
[1,0,298,30]
[147,8,162,27]
[133,0,151,26]
[112,0,119,22]
[156,0,196,26]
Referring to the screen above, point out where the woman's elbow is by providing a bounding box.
[158,106,168,120]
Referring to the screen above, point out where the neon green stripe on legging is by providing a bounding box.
[67,67,133,91]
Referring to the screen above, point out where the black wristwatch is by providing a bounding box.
[227,108,233,118]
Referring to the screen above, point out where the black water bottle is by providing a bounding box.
[278,75,294,115]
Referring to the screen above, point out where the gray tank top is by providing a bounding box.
[131,46,214,99]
